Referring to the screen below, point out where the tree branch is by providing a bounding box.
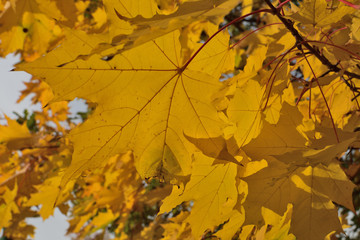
[264,0,360,80]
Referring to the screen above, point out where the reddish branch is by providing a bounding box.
[264,0,360,81]
[230,22,283,49]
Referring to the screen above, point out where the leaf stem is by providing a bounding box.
[277,0,292,9]
[262,45,296,110]
[299,47,340,142]
[230,22,283,50]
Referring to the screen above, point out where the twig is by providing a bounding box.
[0,163,30,187]
[299,46,339,142]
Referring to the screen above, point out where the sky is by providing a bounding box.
[0,54,72,240]
[0,54,41,119]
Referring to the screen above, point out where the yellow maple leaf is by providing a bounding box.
[18,29,233,185]
[0,116,37,150]
[0,0,62,57]
[161,212,194,240]
[227,79,264,147]
[243,151,355,240]
[214,208,245,239]
[289,0,356,27]
[261,204,296,240]
[24,174,73,220]
[36,0,77,26]
[91,210,118,229]
[108,0,240,50]
[242,103,310,160]
[160,152,238,238]
[0,184,19,229]
[351,14,360,41]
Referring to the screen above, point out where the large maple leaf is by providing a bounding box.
[17,29,234,184]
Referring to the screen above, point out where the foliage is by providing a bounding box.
[1,0,360,239]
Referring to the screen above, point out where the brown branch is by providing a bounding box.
[18,145,60,151]
[0,163,30,187]
[263,0,360,81]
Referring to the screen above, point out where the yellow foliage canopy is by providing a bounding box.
[1,0,360,239]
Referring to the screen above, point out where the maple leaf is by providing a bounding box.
[227,99,357,239]
[161,212,194,240]
[214,210,245,239]
[224,44,290,150]
[0,116,37,150]
[0,0,63,58]
[160,152,238,238]
[109,0,160,19]
[289,0,355,27]
[18,29,233,184]
[242,103,310,160]
[227,78,264,147]
[36,0,77,26]
[261,204,296,240]
[0,184,19,229]
[102,0,240,54]
[243,142,355,240]
[351,16,360,41]
[91,210,119,230]
[24,174,73,220]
